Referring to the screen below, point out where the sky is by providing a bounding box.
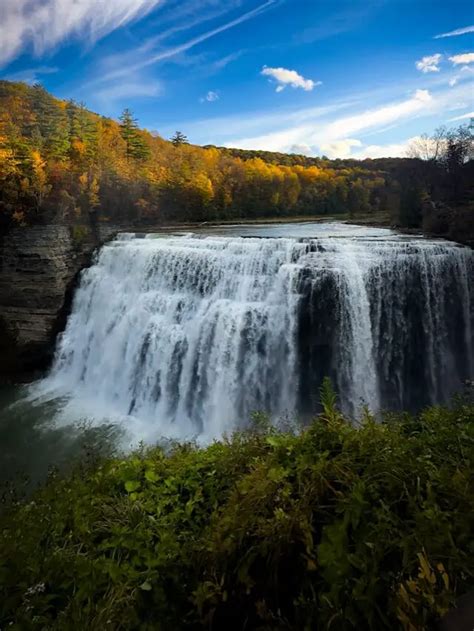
[0,0,473,159]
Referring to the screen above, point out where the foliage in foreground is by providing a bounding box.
[0,388,473,630]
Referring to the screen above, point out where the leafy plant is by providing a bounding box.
[0,393,473,630]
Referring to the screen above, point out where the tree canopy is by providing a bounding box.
[0,81,472,236]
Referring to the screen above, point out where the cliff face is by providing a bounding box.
[0,223,117,381]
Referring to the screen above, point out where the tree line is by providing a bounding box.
[0,80,472,236]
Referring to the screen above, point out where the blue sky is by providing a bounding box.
[1,0,473,158]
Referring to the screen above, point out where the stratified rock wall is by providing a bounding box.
[0,223,117,380]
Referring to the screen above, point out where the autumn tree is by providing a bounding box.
[4,79,462,234]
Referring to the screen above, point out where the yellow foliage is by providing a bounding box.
[12,209,26,224]
[395,551,453,630]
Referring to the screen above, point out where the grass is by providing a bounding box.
[0,382,473,630]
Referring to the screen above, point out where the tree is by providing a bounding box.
[30,84,69,160]
[399,178,424,227]
[407,128,446,162]
[347,181,370,217]
[29,150,51,212]
[171,131,189,147]
[119,108,150,161]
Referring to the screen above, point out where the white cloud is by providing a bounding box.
[319,139,362,158]
[200,90,219,103]
[449,52,474,65]
[169,81,472,158]
[261,66,321,92]
[447,111,474,122]
[350,138,418,159]
[2,65,57,84]
[0,0,164,67]
[289,143,313,155]
[322,89,433,140]
[435,25,474,39]
[416,54,442,73]
[221,89,437,155]
[448,64,474,86]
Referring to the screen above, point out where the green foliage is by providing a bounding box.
[70,224,89,245]
[0,395,473,630]
[119,108,150,161]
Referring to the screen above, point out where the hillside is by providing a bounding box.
[0,80,472,240]
[0,80,414,234]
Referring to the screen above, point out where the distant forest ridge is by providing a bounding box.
[0,80,472,236]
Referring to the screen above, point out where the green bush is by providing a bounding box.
[70,224,90,246]
[0,390,473,630]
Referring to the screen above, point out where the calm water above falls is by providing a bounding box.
[22,221,473,446]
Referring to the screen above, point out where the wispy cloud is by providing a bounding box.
[0,0,163,67]
[416,54,442,73]
[449,52,474,65]
[211,50,246,72]
[261,66,321,92]
[321,89,433,140]
[2,65,58,84]
[447,110,474,122]
[166,99,357,144]
[448,64,474,86]
[213,84,472,158]
[434,25,474,39]
[90,0,278,87]
[94,81,162,110]
[200,90,219,103]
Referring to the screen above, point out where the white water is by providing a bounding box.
[35,224,473,442]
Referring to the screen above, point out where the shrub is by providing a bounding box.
[0,393,473,630]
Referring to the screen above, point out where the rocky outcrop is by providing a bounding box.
[0,222,118,381]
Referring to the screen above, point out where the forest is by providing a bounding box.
[1,80,472,237]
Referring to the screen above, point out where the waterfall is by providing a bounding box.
[42,229,474,441]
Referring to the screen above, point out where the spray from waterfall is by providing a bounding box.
[39,229,473,441]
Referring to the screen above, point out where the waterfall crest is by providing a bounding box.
[43,229,473,440]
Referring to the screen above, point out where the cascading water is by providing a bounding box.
[40,225,473,441]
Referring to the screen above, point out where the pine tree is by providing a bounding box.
[67,100,98,162]
[119,108,149,161]
[30,84,69,161]
[171,131,189,147]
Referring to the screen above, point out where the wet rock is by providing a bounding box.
[0,223,117,381]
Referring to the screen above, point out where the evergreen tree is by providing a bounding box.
[67,101,98,162]
[171,131,189,147]
[30,84,69,160]
[119,108,149,160]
